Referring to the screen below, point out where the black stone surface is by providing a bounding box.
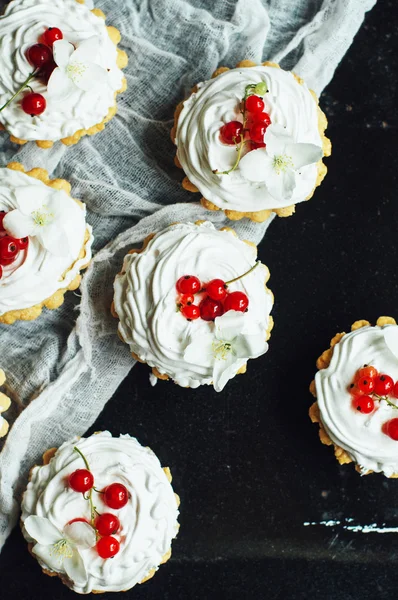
[1,1,398,599]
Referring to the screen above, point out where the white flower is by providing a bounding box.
[184,311,268,392]
[239,123,323,201]
[24,516,96,585]
[384,327,398,360]
[3,185,71,256]
[47,37,109,100]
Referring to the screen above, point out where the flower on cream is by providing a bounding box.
[3,185,71,255]
[47,37,109,100]
[239,123,322,201]
[24,516,96,585]
[184,310,268,392]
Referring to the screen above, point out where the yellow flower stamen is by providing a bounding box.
[51,539,73,560]
[31,206,54,227]
[66,62,87,83]
[273,154,294,175]
[212,340,232,361]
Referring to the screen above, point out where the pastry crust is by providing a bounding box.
[172,60,331,222]
[22,438,176,592]
[0,162,92,325]
[309,316,398,477]
[0,1,128,148]
[112,221,274,384]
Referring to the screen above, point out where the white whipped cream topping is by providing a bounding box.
[21,432,180,594]
[0,0,124,141]
[113,222,273,389]
[316,324,398,476]
[176,66,323,211]
[0,168,93,316]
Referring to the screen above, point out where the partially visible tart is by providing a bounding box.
[0,369,11,438]
[310,316,398,477]
[21,431,180,594]
[113,221,274,391]
[0,0,128,148]
[172,60,330,222]
[0,162,93,324]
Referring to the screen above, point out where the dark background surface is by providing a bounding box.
[1,1,398,598]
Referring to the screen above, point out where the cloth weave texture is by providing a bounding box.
[0,0,376,549]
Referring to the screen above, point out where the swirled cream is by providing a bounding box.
[176,66,323,211]
[21,432,180,594]
[0,0,124,141]
[316,324,398,476]
[113,222,273,389]
[0,167,93,316]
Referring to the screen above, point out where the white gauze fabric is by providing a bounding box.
[0,0,376,549]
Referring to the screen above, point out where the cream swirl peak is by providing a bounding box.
[175,65,329,214]
[315,323,398,476]
[21,432,180,594]
[0,167,93,317]
[113,222,274,390]
[0,0,124,142]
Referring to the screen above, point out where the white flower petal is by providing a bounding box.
[32,543,65,573]
[14,186,44,214]
[64,549,88,585]
[184,333,215,367]
[64,521,96,549]
[37,224,70,256]
[3,210,34,238]
[47,67,76,100]
[286,142,323,170]
[24,516,61,545]
[213,354,240,392]
[384,327,398,361]
[215,311,246,341]
[71,36,101,64]
[53,39,74,68]
[233,333,268,359]
[266,167,296,201]
[72,61,108,92]
[239,148,270,183]
[264,123,293,155]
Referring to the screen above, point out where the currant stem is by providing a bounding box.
[225,261,260,286]
[74,446,97,531]
[74,446,91,471]
[0,69,38,113]
[374,393,398,410]
[217,134,246,175]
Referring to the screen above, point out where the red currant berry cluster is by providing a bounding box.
[220,95,271,151]
[0,212,29,279]
[176,263,259,322]
[349,364,398,440]
[68,447,130,560]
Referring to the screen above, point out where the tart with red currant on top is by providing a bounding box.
[0,162,93,325]
[112,221,274,392]
[21,431,180,594]
[172,60,331,222]
[0,369,11,438]
[310,316,398,477]
[0,0,128,148]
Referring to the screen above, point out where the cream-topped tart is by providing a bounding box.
[112,221,274,391]
[172,60,331,222]
[0,163,93,324]
[0,0,128,148]
[21,431,180,594]
[310,317,398,477]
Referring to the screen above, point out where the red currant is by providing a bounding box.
[223,291,249,313]
[95,513,121,537]
[40,59,57,83]
[393,381,398,398]
[21,93,46,117]
[199,297,224,321]
[43,27,63,46]
[383,418,398,441]
[69,469,94,493]
[356,376,375,395]
[374,374,394,396]
[245,95,265,113]
[352,396,375,414]
[104,483,129,509]
[179,294,194,305]
[206,279,227,301]
[250,141,266,150]
[16,237,29,250]
[27,44,52,70]
[349,383,364,396]
[0,266,2,279]
[0,212,5,230]
[355,365,378,381]
[68,517,89,525]
[219,121,243,145]
[249,122,268,144]
[181,304,200,321]
[252,112,271,127]
[96,536,120,559]
[176,275,201,295]
[0,236,19,265]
